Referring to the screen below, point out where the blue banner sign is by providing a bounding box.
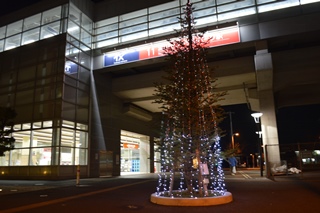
[104,51,140,66]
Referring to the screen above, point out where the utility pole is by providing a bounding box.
[228,112,234,149]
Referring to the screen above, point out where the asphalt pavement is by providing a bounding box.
[0,168,319,213]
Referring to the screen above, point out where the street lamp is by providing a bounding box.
[231,132,240,149]
[251,112,263,177]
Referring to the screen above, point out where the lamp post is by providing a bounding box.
[251,112,263,177]
[231,132,240,149]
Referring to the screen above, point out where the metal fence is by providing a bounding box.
[265,142,320,179]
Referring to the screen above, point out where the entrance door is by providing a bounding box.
[120,130,150,174]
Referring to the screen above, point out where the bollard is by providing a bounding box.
[76,164,80,186]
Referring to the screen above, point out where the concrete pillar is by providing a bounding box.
[254,41,281,176]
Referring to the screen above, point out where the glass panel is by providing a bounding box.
[96,30,118,41]
[95,17,118,28]
[69,4,81,26]
[14,131,31,148]
[6,20,23,37]
[43,120,53,128]
[31,147,52,165]
[80,43,90,52]
[33,102,55,120]
[77,89,89,105]
[62,120,75,128]
[14,124,22,131]
[95,38,118,48]
[65,60,78,75]
[10,149,29,166]
[79,51,91,68]
[76,131,87,148]
[33,122,42,129]
[15,105,33,121]
[76,106,88,123]
[42,6,62,24]
[81,13,93,33]
[119,16,147,28]
[15,90,34,105]
[75,148,87,165]
[40,21,61,39]
[62,102,75,121]
[80,29,91,48]
[0,39,3,52]
[149,8,180,21]
[78,82,89,92]
[119,23,148,36]
[120,9,147,21]
[66,44,80,61]
[67,21,80,40]
[67,34,80,47]
[196,15,218,26]
[194,0,216,8]
[149,23,180,36]
[34,86,56,102]
[18,65,36,81]
[193,7,217,19]
[0,26,6,39]
[217,0,255,13]
[78,66,90,84]
[0,155,9,166]
[60,147,74,165]
[121,31,148,42]
[22,28,40,45]
[61,128,75,147]
[24,13,41,30]
[76,123,88,131]
[258,0,300,13]
[65,75,77,87]
[63,84,77,103]
[96,24,118,34]
[218,7,256,21]
[5,34,21,50]
[22,123,31,130]
[149,17,178,29]
[32,129,53,147]
[257,0,276,4]
[216,0,237,5]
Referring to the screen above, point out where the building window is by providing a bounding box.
[0,120,88,167]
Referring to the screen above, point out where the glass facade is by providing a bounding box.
[0,2,92,170]
[93,0,320,49]
[0,121,88,166]
[0,0,319,53]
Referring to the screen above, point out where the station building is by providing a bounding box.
[0,0,319,179]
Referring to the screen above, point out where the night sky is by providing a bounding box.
[2,0,43,17]
[2,0,320,155]
[220,103,320,156]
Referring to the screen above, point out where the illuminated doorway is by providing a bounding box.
[120,130,150,174]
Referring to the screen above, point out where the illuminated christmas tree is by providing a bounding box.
[154,1,227,198]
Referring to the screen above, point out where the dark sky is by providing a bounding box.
[220,103,320,156]
[2,0,43,17]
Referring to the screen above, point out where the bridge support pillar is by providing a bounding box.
[254,41,281,177]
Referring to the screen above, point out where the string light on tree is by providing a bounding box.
[153,0,229,201]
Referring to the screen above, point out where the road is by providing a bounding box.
[0,169,319,213]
